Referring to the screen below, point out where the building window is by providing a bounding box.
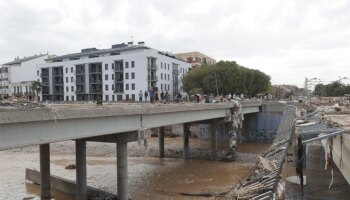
[37,70,39,76]
[105,85,109,91]
[105,74,108,80]
[161,73,163,80]
[125,62,129,68]
[161,84,163,90]
[106,95,109,101]
[71,77,74,83]
[168,74,170,80]
[71,67,73,73]
[112,74,115,80]
[168,84,170,90]
[161,62,163,69]
[66,86,69,92]
[131,72,135,79]
[112,95,115,101]
[105,64,108,70]
[132,83,135,90]
[132,94,135,101]
[131,61,135,68]
[126,84,129,90]
[65,68,68,73]
[66,96,69,101]
[126,94,129,100]
[112,84,115,91]
[71,86,74,92]
[168,64,169,70]
[117,95,122,101]
[112,63,114,69]
[72,96,74,101]
[125,73,129,79]
[66,77,68,83]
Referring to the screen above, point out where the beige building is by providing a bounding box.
[175,52,216,68]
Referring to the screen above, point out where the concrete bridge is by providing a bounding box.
[0,102,262,200]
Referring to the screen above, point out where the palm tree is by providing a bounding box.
[31,81,42,102]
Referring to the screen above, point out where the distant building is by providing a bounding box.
[0,54,49,100]
[38,42,191,102]
[175,52,216,68]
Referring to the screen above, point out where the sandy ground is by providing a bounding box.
[0,136,269,200]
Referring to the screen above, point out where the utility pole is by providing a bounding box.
[214,68,219,96]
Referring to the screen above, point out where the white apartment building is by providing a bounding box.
[0,54,48,100]
[38,42,191,102]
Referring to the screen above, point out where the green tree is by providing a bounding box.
[31,80,42,102]
[182,61,271,96]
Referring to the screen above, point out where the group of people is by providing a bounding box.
[139,89,170,104]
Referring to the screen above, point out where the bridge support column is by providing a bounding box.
[158,127,165,158]
[39,143,51,199]
[117,141,128,200]
[183,123,190,159]
[76,140,87,200]
[211,120,218,161]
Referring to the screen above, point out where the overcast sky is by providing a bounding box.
[1,0,349,87]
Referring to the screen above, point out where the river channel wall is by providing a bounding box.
[242,102,285,142]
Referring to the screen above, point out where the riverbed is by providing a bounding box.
[0,137,269,199]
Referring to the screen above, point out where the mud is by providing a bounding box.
[0,137,268,199]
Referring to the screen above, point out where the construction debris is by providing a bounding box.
[228,105,296,199]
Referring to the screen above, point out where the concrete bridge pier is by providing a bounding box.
[211,120,218,161]
[158,127,165,158]
[76,139,87,200]
[117,140,128,200]
[39,143,51,199]
[183,123,190,159]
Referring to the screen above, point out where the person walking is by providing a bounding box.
[160,90,164,103]
[149,89,154,103]
[144,90,148,101]
[139,90,143,102]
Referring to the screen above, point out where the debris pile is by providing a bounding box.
[229,105,296,199]
[0,98,43,109]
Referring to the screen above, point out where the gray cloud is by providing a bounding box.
[1,0,350,87]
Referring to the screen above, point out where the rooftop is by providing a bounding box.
[2,54,47,66]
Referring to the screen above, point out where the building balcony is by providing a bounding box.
[40,73,49,77]
[75,70,85,75]
[173,79,179,84]
[147,64,158,71]
[148,75,158,81]
[115,67,124,72]
[89,80,102,84]
[114,88,124,93]
[172,69,179,75]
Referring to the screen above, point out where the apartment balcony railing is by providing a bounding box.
[42,81,50,86]
[172,69,179,75]
[115,78,124,83]
[53,90,64,94]
[75,70,85,75]
[90,89,102,93]
[148,75,158,81]
[173,79,179,84]
[41,73,49,77]
[115,67,124,72]
[53,80,63,85]
[76,79,85,84]
[147,64,158,71]
[90,80,102,84]
[114,88,124,93]
[75,89,85,94]
[89,69,102,74]
[52,71,63,76]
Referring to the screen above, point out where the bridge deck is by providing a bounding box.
[0,102,261,150]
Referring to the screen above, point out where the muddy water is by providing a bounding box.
[0,141,265,199]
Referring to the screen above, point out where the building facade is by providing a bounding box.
[38,42,192,102]
[175,52,216,68]
[0,54,48,100]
